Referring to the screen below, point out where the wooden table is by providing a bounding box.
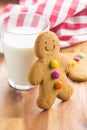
[0,42,87,130]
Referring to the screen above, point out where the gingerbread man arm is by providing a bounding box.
[59,53,71,74]
[28,60,44,85]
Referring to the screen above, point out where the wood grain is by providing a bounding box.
[0,118,24,130]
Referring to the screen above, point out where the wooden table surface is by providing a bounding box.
[0,42,87,130]
[0,1,87,130]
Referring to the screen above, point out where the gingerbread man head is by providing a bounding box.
[34,31,60,58]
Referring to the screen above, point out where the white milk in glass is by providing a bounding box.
[3,27,41,87]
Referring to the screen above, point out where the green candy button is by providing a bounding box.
[77,52,85,58]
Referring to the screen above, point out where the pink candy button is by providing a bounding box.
[51,71,60,79]
[74,56,80,62]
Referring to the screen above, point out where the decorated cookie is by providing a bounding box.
[28,31,73,110]
[64,46,87,81]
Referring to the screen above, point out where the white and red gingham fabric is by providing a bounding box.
[0,0,87,48]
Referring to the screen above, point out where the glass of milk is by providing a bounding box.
[1,12,49,90]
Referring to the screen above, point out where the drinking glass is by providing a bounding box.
[1,12,49,90]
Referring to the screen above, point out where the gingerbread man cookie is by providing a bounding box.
[28,31,73,110]
[65,46,87,81]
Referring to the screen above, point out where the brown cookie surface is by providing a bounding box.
[64,46,87,81]
[28,31,73,110]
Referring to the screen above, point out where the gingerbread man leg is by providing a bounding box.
[57,84,73,101]
[37,85,57,110]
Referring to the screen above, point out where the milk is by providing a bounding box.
[3,27,41,87]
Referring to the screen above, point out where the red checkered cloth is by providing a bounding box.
[0,0,87,48]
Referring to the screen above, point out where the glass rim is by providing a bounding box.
[1,12,50,35]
